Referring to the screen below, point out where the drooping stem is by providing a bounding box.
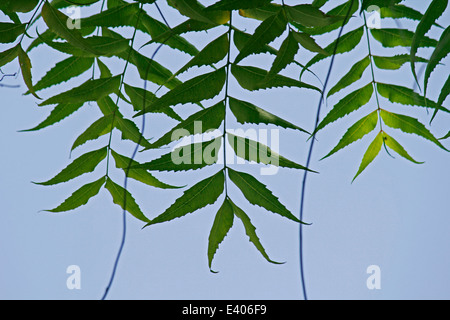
[298,0,356,301]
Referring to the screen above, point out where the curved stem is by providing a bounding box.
[298,0,356,301]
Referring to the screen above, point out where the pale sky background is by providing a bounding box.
[0,1,449,300]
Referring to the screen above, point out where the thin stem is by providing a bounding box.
[223,11,233,196]
[298,0,356,301]
[105,5,144,177]
[18,0,45,45]
[363,13,384,132]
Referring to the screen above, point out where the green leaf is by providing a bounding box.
[231,64,320,92]
[328,56,370,98]
[174,33,229,76]
[377,83,449,113]
[2,0,39,13]
[0,23,25,43]
[46,177,105,213]
[227,133,314,172]
[303,27,364,73]
[114,116,153,149]
[291,31,328,55]
[267,32,299,77]
[373,54,428,70]
[293,0,358,36]
[31,57,94,93]
[424,26,449,96]
[360,0,402,12]
[71,115,114,151]
[124,84,182,121]
[233,29,277,56]
[206,0,272,11]
[370,28,438,48]
[168,0,230,25]
[229,199,282,264]
[35,147,107,186]
[380,4,425,23]
[228,97,308,133]
[110,150,181,189]
[146,102,225,149]
[411,0,448,86]
[286,4,343,28]
[20,103,84,132]
[39,34,130,57]
[18,46,40,99]
[322,110,379,160]
[316,83,374,133]
[227,168,306,224]
[39,76,121,106]
[353,131,383,182]
[235,10,287,64]
[433,75,450,121]
[145,170,225,226]
[238,4,281,21]
[208,199,234,272]
[439,131,450,140]
[96,58,112,78]
[105,177,150,223]
[135,138,222,172]
[81,3,139,28]
[135,68,226,116]
[382,132,424,164]
[0,45,20,68]
[380,109,448,151]
[41,1,101,55]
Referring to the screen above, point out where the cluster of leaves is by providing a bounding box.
[0,0,448,272]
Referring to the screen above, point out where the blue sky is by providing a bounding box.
[0,1,449,300]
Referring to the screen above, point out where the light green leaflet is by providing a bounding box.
[328,56,370,98]
[353,131,384,182]
[380,110,448,151]
[382,132,423,164]
[322,110,379,160]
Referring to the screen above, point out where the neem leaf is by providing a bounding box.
[322,110,379,160]
[105,177,150,223]
[370,28,437,48]
[135,138,222,172]
[353,131,383,182]
[208,199,234,272]
[228,97,308,133]
[145,170,225,226]
[71,115,114,151]
[234,9,287,64]
[18,46,41,99]
[327,56,370,98]
[20,103,84,132]
[229,199,283,264]
[39,76,121,106]
[136,67,226,116]
[35,147,107,186]
[46,177,105,213]
[315,83,374,133]
[0,45,20,68]
[380,109,448,151]
[110,150,181,190]
[227,168,307,224]
[206,0,272,11]
[0,23,26,43]
[382,132,424,164]
[286,4,343,28]
[146,102,225,150]
[227,133,314,172]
